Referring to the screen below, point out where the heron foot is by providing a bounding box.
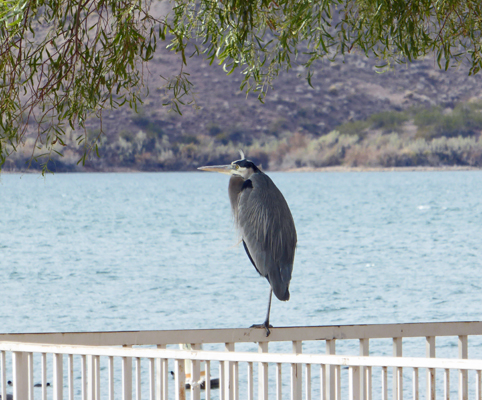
[250,321,273,337]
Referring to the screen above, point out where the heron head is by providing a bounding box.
[198,154,260,180]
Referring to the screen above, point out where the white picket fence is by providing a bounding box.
[1,321,482,400]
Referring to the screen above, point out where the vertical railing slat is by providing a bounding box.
[393,338,403,400]
[225,343,235,400]
[156,356,161,400]
[42,353,47,400]
[135,357,141,400]
[174,359,186,400]
[426,336,436,400]
[349,366,360,400]
[233,361,239,400]
[122,355,133,400]
[53,353,63,400]
[156,344,167,400]
[276,363,282,400]
[205,360,211,400]
[109,356,115,400]
[326,340,336,400]
[87,355,94,400]
[258,342,269,400]
[68,354,74,400]
[305,364,312,400]
[94,356,100,400]
[366,366,372,400]
[191,344,202,400]
[413,368,419,400]
[247,362,254,400]
[13,352,28,400]
[292,341,302,400]
[444,368,450,400]
[382,367,388,400]
[81,355,87,400]
[360,339,370,400]
[219,361,225,400]
[0,351,6,400]
[320,364,326,400]
[476,370,481,400]
[459,335,468,400]
[28,352,34,400]
[149,358,155,400]
[335,366,341,400]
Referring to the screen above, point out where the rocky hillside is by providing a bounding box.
[5,43,482,172]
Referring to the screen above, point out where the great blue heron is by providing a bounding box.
[198,152,297,336]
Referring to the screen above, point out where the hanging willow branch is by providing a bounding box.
[1,0,482,173]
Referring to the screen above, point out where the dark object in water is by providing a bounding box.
[169,371,219,390]
[7,380,51,388]
[186,378,220,390]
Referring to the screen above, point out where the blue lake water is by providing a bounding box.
[1,170,482,397]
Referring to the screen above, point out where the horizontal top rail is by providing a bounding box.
[0,321,481,346]
[0,341,481,370]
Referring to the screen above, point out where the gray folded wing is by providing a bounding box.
[231,173,297,301]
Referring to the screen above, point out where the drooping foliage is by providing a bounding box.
[1,0,482,172]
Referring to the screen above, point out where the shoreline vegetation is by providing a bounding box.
[2,166,480,174]
[3,101,482,173]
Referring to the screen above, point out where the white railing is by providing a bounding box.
[1,321,482,400]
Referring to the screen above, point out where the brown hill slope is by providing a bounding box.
[6,46,482,171]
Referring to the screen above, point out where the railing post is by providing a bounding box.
[174,359,186,400]
[156,344,167,400]
[191,343,202,400]
[459,335,468,400]
[360,339,370,400]
[258,342,269,400]
[291,341,302,400]
[225,343,235,400]
[326,339,336,400]
[122,346,133,400]
[349,367,360,400]
[53,353,64,400]
[426,336,436,400]
[13,352,28,400]
[393,338,403,400]
[320,365,326,400]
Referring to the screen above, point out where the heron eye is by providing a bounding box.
[235,164,240,170]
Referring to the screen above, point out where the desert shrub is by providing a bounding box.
[337,119,370,136]
[415,104,482,139]
[368,110,409,131]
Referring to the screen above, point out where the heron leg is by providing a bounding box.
[250,288,274,337]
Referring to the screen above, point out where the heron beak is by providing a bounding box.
[197,165,234,174]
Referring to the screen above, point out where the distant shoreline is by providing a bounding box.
[286,165,481,173]
[2,165,481,174]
